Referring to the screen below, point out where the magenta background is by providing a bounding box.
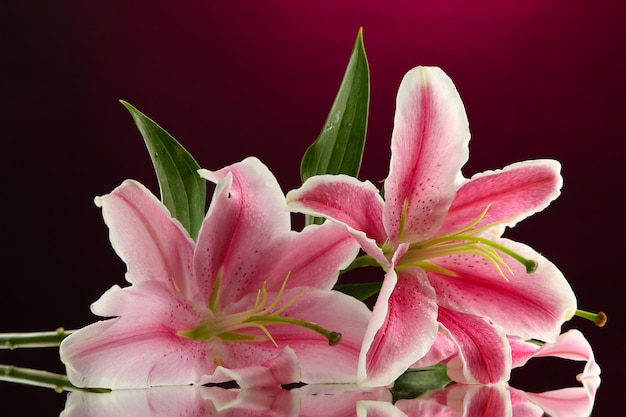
[1,1,624,415]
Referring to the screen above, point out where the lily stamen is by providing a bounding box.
[401,205,537,279]
[181,274,342,346]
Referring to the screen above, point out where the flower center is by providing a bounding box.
[179,275,342,346]
[395,205,538,279]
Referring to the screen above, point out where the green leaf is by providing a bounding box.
[390,365,452,402]
[120,101,206,240]
[300,28,370,225]
[334,282,382,301]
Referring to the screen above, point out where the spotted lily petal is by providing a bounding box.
[409,327,457,369]
[359,246,439,386]
[440,159,563,236]
[427,237,577,342]
[196,157,292,309]
[269,222,360,291]
[383,66,470,244]
[286,174,388,265]
[439,307,511,384]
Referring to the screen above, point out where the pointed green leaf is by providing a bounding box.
[390,365,452,402]
[300,28,370,225]
[120,101,206,240]
[334,282,382,301]
[300,28,370,181]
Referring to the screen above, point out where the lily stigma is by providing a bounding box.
[180,274,342,346]
[575,309,607,327]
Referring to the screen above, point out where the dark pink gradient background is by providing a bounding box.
[1,1,624,415]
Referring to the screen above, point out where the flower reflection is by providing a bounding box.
[61,385,299,417]
[61,378,599,417]
[388,378,601,417]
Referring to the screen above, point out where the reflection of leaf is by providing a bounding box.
[300,28,370,225]
[121,101,206,240]
[390,365,452,402]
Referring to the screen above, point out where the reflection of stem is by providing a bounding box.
[0,364,110,393]
[0,328,75,349]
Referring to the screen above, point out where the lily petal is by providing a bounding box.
[440,160,563,236]
[90,281,205,330]
[410,327,457,369]
[508,336,542,369]
[383,66,470,245]
[202,347,301,388]
[95,180,195,297]
[513,373,601,417]
[195,157,291,308]
[359,246,439,386]
[287,174,389,265]
[514,329,601,379]
[427,237,577,342]
[60,317,215,389]
[269,222,360,291]
[439,308,511,384]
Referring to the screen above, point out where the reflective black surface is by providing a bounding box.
[1,1,624,415]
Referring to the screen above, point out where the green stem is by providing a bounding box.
[0,328,75,349]
[0,364,110,393]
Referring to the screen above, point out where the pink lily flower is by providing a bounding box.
[286,66,577,386]
[60,157,371,389]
